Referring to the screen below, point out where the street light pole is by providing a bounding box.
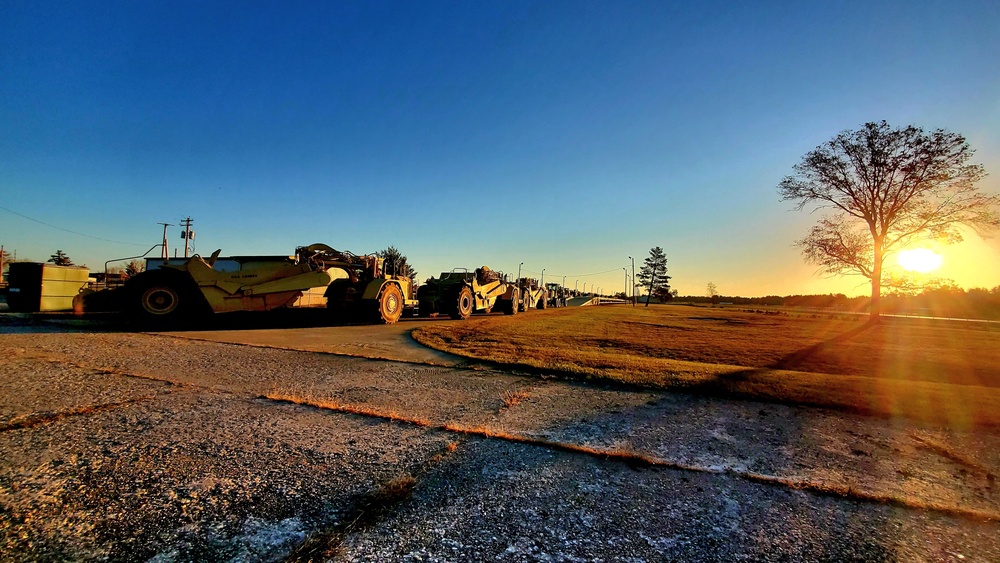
[575,280,579,291]
[541,268,545,287]
[518,262,523,281]
[629,256,636,306]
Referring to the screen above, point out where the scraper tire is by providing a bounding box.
[128,272,203,329]
[374,284,404,324]
[502,289,519,315]
[450,286,474,320]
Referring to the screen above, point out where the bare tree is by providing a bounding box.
[779,121,998,321]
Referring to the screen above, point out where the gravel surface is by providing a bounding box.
[2,316,999,561]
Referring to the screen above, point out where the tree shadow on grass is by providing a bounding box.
[766,322,877,373]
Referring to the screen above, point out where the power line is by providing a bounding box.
[0,206,147,246]
[520,266,626,279]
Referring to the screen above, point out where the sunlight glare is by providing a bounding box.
[897,248,943,273]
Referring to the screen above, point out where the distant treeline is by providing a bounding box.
[678,286,1000,321]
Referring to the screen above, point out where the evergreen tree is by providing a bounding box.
[637,246,671,306]
[124,260,145,278]
[377,246,417,281]
[48,250,74,266]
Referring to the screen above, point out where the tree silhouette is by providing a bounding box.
[48,250,74,266]
[377,246,417,281]
[779,121,999,321]
[707,282,719,304]
[638,246,671,306]
[124,260,145,278]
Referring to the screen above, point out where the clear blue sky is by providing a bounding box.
[3,0,999,296]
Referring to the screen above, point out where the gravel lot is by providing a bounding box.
[2,314,999,561]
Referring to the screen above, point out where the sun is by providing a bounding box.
[897,248,943,273]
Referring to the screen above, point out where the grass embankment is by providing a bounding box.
[412,305,1000,428]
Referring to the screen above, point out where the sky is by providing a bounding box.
[2,0,999,297]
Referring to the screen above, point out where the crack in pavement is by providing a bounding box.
[0,396,157,432]
[263,392,1000,523]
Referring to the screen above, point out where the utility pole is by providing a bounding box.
[180,217,194,258]
[623,268,627,298]
[629,256,636,306]
[159,223,173,260]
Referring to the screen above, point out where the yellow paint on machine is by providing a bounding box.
[6,263,90,312]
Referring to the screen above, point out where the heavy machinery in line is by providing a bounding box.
[517,278,548,312]
[417,266,518,319]
[77,244,416,326]
[546,282,569,308]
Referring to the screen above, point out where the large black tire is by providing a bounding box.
[418,300,434,317]
[538,296,547,310]
[450,286,474,320]
[325,280,357,316]
[127,272,204,329]
[373,284,404,324]
[502,289,519,315]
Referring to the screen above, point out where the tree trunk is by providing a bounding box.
[645,268,656,307]
[869,246,882,323]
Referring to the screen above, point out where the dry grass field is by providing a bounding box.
[412,305,1000,428]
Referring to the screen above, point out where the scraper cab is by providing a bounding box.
[310,244,415,324]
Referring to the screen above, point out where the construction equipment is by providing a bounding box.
[517,278,548,312]
[417,266,517,319]
[546,282,569,308]
[81,243,415,326]
[318,245,416,323]
[7,263,90,312]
